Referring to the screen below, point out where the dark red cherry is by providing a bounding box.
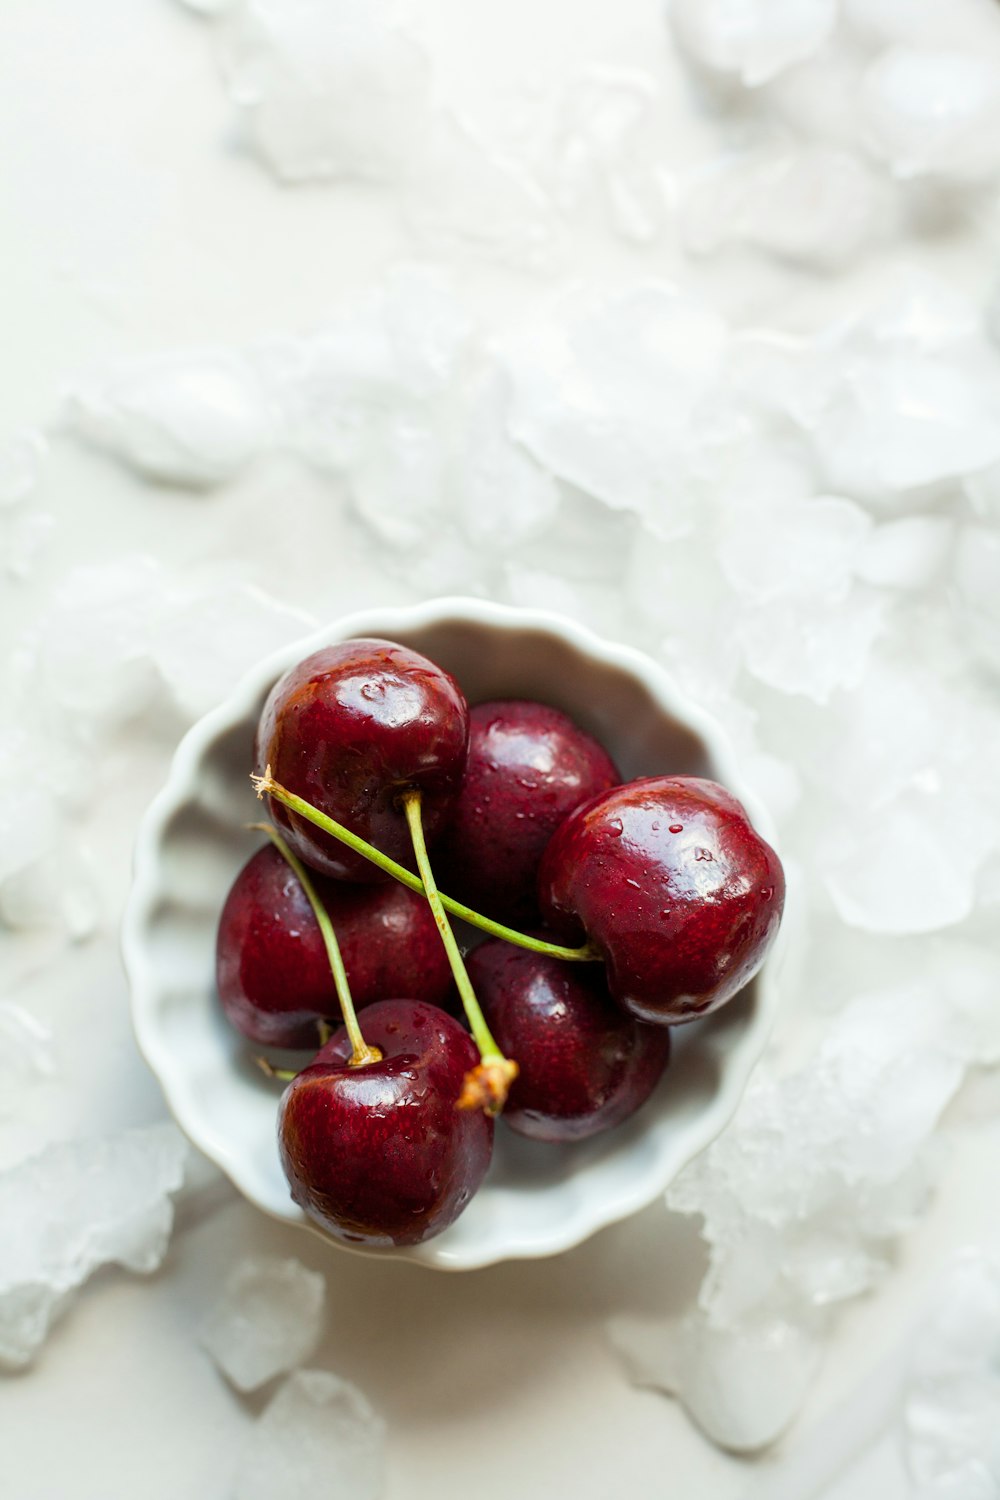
[255,639,469,881]
[538,776,785,1024]
[216,844,455,1048]
[436,700,619,926]
[467,940,670,1142]
[278,1000,493,1248]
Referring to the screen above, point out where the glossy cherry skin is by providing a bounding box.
[436,700,619,926]
[216,845,455,1049]
[467,940,671,1142]
[538,776,785,1024]
[278,1000,493,1248]
[256,639,469,881]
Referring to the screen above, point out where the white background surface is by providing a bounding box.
[2,2,1000,1497]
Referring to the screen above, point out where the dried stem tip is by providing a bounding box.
[457,1057,520,1117]
[250,766,277,800]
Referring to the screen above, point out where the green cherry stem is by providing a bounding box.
[250,821,381,1069]
[401,789,517,1116]
[251,769,600,964]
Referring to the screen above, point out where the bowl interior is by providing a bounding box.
[129,605,773,1269]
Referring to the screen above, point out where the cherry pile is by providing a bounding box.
[215,638,785,1249]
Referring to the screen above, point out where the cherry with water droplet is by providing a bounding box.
[256,639,469,882]
[216,844,455,1048]
[538,776,785,1024]
[436,700,618,927]
[467,940,671,1142]
[278,1000,494,1247]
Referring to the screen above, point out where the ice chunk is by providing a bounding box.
[151,579,317,721]
[233,1369,386,1500]
[0,1123,188,1369]
[27,558,164,739]
[503,283,727,524]
[807,349,1000,499]
[64,351,270,488]
[451,370,560,551]
[683,147,885,269]
[201,1256,325,1393]
[860,50,1000,181]
[823,795,976,935]
[3,509,54,579]
[264,269,468,473]
[0,1003,55,1117]
[349,405,448,549]
[404,113,553,270]
[0,430,47,507]
[620,962,989,1454]
[609,1310,823,1453]
[965,463,1000,521]
[904,1254,1000,1495]
[176,0,237,14]
[718,496,871,605]
[0,846,101,942]
[953,524,1000,675]
[0,738,61,884]
[546,68,666,244]
[856,516,953,589]
[842,0,967,50]
[663,981,969,1393]
[739,588,886,703]
[668,0,837,88]
[218,0,430,185]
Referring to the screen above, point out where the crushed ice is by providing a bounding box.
[4,0,1000,1471]
[233,1369,387,1500]
[0,1124,188,1369]
[201,1255,326,1393]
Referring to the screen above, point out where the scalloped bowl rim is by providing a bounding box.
[122,597,791,1270]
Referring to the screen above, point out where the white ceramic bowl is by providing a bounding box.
[123,598,790,1270]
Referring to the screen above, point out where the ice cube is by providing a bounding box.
[739,588,886,703]
[609,1309,824,1452]
[965,462,1000,520]
[904,1253,1000,1494]
[0,846,101,942]
[546,68,666,244]
[860,50,1000,181]
[263,268,467,473]
[842,0,967,50]
[201,1256,325,1393]
[0,739,61,885]
[350,405,448,549]
[404,113,553,270]
[855,516,954,590]
[502,283,727,524]
[0,1003,55,1117]
[0,1124,188,1369]
[718,496,871,605]
[668,0,837,88]
[451,370,560,551]
[0,430,47,507]
[151,579,317,722]
[682,147,885,269]
[218,0,431,185]
[233,1369,386,1500]
[176,0,237,14]
[810,349,1000,499]
[823,795,976,934]
[953,524,1000,675]
[26,558,164,739]
[3,509,55,579]
[63,351,271,488]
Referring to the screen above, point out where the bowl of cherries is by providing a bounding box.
[124,598,789,1269]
